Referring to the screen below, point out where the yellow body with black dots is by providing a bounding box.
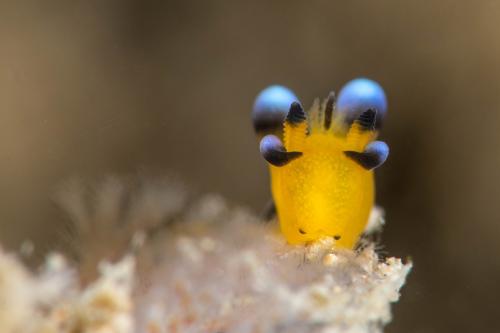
[270,102,377,248]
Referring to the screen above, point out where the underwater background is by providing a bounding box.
[0,1,498,332]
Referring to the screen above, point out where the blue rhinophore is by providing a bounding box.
[260,134,284,155]
[337,78,387,129]
[366,140,389,166]
[252,85,299,134]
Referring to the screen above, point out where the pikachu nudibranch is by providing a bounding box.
[252,79,389,248]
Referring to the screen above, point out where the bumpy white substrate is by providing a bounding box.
[0,180,411,333]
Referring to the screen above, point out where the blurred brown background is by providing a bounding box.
[1,1,499,332]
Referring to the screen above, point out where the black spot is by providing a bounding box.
[286,102,306,125]
[356,109,377,131]
[299,228,306,234]
[324,92,335,130]
[334,235,341,240]
[264,149,303,167]
[344,151,380,170]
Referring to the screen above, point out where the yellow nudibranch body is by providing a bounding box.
[270,102,376,248]
[254,81,389,249]
[252,78,389,248]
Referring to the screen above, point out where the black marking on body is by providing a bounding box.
[344,150,381,170]
[356,109,377,131]
[299,228,306,234]
[324,92,335,130]
[286,102,306,125]
[334,235,341,240]
[265,150,302,167]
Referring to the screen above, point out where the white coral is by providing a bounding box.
[0,249,36,333]
[0,179,411,333]
[0,248,134,333]
[136,204,411,333]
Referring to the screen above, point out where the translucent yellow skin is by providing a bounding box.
[270,102,377,248]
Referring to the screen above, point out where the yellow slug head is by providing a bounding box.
[253,80,389,249]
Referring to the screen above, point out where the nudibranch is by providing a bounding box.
[252,79,389,248]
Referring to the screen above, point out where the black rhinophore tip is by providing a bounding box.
[344,140,389,170]
[356,109,377,131]
[324,91,335,130]
[260,134,303,166]
[286,102,306,125]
